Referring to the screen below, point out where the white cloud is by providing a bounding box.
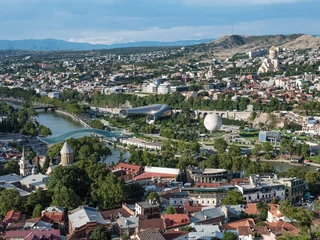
[181,0,309,6]
[68,17,319,45]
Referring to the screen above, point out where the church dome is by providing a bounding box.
[60,141,73,155]
[154,79,162,86]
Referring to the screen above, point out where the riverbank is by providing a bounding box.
[55,110,90,128]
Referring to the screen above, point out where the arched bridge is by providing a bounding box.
[37,128,123,144]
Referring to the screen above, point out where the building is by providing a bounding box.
[188,168,232,184]
[120,138,163,151]
[5,229,61,240]
[133,228,165,240]
[19,148,30,177]
[112,163,143,181]
[68,206,106,239]
[48,92,60,99]
[116,216,139,236]
[135,199,160,219]
[259,131,281,143]
[277,177,307,202]
[235,175,285,203]
[192,206,225,224]
[133,166,180,183]
[180,186,236,207]
[258,46,280,74]
[41,206,67,235]
[302,116,320,135]
[20,172,49,191]
[162,214,190,230]
[60,141,74,166]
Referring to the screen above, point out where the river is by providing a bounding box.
[5,102,130,164]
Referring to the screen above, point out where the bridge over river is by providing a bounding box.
[37,128,123,144]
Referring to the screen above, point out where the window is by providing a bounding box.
[207,201,209,204]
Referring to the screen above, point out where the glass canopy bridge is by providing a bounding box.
[37,128,123,144]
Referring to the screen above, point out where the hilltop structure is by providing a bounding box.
[60,141,74,166]
[257,46,280,74]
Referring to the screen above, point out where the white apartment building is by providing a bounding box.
[235,175,285,203]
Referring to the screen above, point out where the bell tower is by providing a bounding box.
[60,141,74,166]
[20,147,30,176]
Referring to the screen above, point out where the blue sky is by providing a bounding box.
[0,0,318,44]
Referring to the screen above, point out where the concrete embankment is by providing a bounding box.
[55,110,90,128]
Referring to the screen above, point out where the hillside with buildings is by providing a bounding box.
[187,34,309,59]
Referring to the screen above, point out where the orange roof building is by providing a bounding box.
[162,214,190,230]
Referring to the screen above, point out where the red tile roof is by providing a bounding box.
[5,229,60,239]
[101,207,132,220]
[139,218,165,232]
[265,221,299,236]
[114,163,142,176]
[162,214,190,229]
[245,203,259,215]
[162,230,189,240]
[223,218,255,231]
[41,212,64,224]
[133,172,178,181]
[3,210,25,224]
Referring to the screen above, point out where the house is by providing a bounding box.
[5,229,61,240]
[135,199,160,219]
[68,206,106,239]
[116,216,139,236]
[41,206,67,234]
[20,173,49,191]
[101,206,132,223]
[162,214,190,230]
[132,228,165,240]
[221,205,246,222]
[138,218,165,232]
[2,210,26,231]
[265,221,300,237]
[188,223,223,240]
[267,204,290,223]
[113,163,143,180]
[162,230,188,240]
[191,206,225,224]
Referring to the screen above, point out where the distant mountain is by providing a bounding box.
[0,38,214,51]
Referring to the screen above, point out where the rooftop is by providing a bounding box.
[60,141,73,154]
[69,205,106,230]
[203,168,228,174]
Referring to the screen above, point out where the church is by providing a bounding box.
[257,46,280,74]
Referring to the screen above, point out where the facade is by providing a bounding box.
[277,177,307,202]
[302,116,320,135]
[48,92,60,99]
[235,175,285,203]
[135,200,160,219]
[19,148,30,177]
[120,138,163,150]
[68,206,106,239]
[60,141,74,166]
[189,168,232,184]
[258,46,280,74]
[116,216,139,236]
[259,131,281,143]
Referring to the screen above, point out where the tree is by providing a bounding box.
[280,201,314,239]
[229,144,241,157]
[165,205,176,214]
[25,188,52,215]
[125,183,145,200]
[89,226,111,240]
[179,226,196,232]
[0,189,23,215]
[256,202,270,221]
[213,138,228,154]
[4,160,19,174]
[146,192,160,204]
[221,190,243,205]
[51,185,82,210]
[32,204,43,218]
[92,173,126,209]
[118,151,126,163]
[39,125,52,136]
[223,231,237,240]
[305,171,319,185]
[252,144,262,157]
[89,119,104,130]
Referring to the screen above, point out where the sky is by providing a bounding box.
[0,0,318,44]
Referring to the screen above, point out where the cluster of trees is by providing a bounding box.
[89,119,105,130]
[46,136,111,164]
[0,161,145,218]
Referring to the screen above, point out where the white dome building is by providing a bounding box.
[204,114,222,132]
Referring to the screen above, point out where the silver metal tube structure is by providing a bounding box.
[119,104,172,124]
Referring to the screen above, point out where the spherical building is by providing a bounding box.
[204,114,222,132]
[154,79,162,86]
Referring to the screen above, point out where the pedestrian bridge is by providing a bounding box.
[37,128,123,144]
